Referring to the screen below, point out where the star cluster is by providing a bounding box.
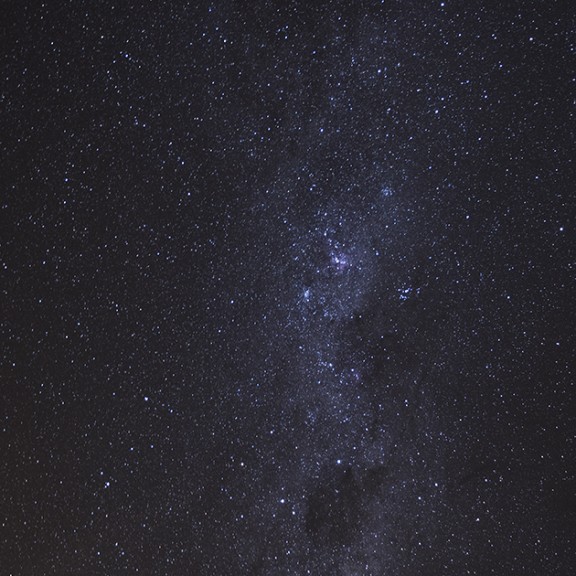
[1,1,574,574]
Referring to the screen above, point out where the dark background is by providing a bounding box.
[1,1,574,574]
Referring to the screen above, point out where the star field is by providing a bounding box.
[1,1,575,574]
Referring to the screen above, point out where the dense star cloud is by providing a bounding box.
[1,1,574,574]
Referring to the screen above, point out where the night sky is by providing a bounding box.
[1,1,575,574]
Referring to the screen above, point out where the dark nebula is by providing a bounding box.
[1,1,574,574]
